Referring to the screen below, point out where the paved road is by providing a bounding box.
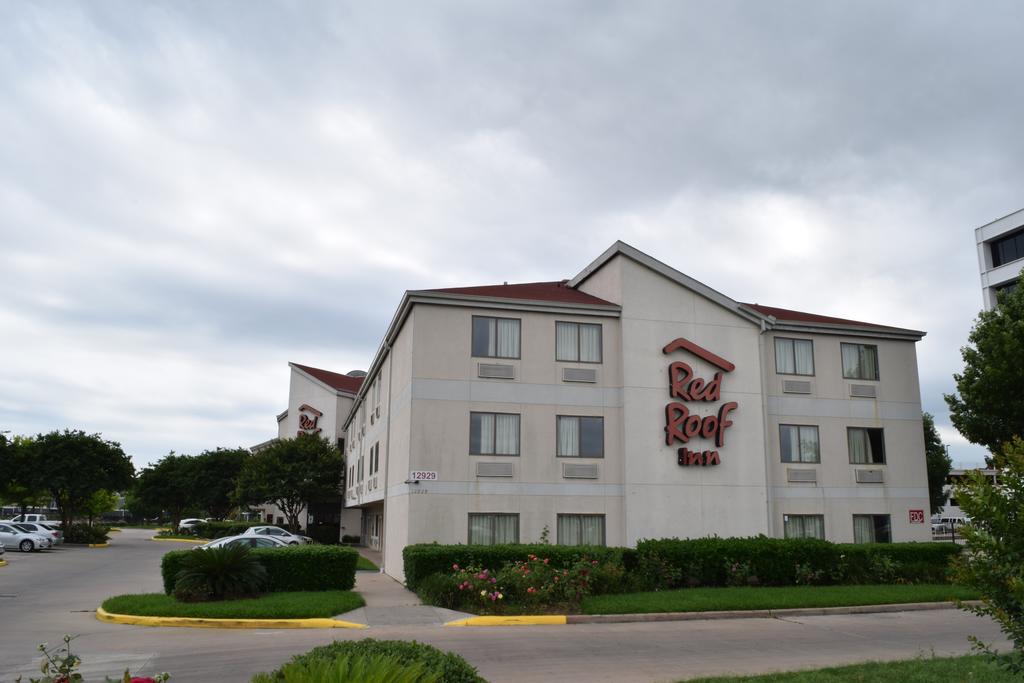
[0,529,1008,682]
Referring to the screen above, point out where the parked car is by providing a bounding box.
[239,526,311,545]
[194,534,290,551]
[14,522,62,545]
[178,518,207,532]
[3,514,60,526]
[0,542,5,559]
[0,523,52,552]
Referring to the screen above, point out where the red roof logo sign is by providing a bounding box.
[297,404,323,436]
[663,338,738,467]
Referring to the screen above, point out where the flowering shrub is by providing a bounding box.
[793,562,825,586]
[450,565,505,608]
[724,560,757,587]
[441,555,604,612]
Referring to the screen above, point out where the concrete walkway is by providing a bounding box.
[340,572,472,627]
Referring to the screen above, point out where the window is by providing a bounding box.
[779,425,820,463]
[468,513,519,545]
[555,321,602,363]
[369,443,380,476]
[841,343,879,380]
[472,316,521,359]
[848,427,885,464]
[853,514,891,543]
[991,228,1024,267]
[774,338,814,375]
[470,412,520,455]
[557,514,606,546]
[556,416,604,457]
[783,514,824,540]
[357,454,364,481]
[995,281,1019,299]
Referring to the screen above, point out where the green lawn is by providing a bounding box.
[102,591,365,619]
[582,584,979,615]
[356,555,378,571]
[683,655,1015,682]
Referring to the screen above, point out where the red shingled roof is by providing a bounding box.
[291,363,364,394]
[742,303,909,332]
[425,280,617,306]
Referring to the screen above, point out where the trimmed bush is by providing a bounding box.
[261,639,486,683]
[162,544,358,595]
[251,653,438,683]
[403,543,637,591]
[636,537,960,588]
[63,523,110,545]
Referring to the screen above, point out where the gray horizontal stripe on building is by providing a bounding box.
[386,481,625,497]
[766,396,922,421]
[411,378,623,407]
[770,486,928,499]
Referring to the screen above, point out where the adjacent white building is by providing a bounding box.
[340,242,933,581]
[976,207,1024,310]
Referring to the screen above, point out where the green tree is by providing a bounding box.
[945,274,1024,460]
[235,433,343,532]
[954,437,1024,674]
[923,412,952,514]
[133,453,198,531]
[33,430,134,526]
[192,447,249,519]
[0,435,50,516]
[84,489,119,525]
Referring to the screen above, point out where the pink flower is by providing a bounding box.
[452,564,459,570]
[131,678,158,683]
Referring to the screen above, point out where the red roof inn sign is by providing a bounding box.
[663,338,738,467]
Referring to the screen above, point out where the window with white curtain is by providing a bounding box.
[556,416,604,457]
[555,322,602,363]
[557,514,605,546]
[853,514,891,543]
[848,427,885,464]
[470,412,520,455]
[468,513,519,545]
[774,338,814,375]
[783,514,825,539]
[472,316,521,359]
[841,343,879,380]
[780,425,820,463]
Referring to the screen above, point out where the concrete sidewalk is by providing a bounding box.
[340,572,472,627]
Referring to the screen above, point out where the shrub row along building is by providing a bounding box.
[270,242,931,581]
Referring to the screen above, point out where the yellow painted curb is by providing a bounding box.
[445,615,567,627]
[108,528,122,533]
[0,559,8,567]
[149,537,208,544]
[96,607,366,630]
[88,543,110,548]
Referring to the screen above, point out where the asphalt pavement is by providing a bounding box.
[0,529,1008,683]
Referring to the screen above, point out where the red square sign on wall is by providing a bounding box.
[908,509,925,524]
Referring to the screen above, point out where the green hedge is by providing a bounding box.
[636,537,960,587]
[191,520,263,539]
[162,545,358,595]
[402,543,637,591]
[63,523,110,544]
[261,639,486,683]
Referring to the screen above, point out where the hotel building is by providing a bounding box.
[331,242,931,581]
[976,207,1024,310]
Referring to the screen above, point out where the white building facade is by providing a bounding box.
[976,207,1024,310]
[342,243,933,581]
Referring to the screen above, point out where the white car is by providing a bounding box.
[4,514,59,526]
[13,522,62,545]
[239,526,311,545]
[178,518,207,532]
[194,534,291,551]
[0,523,52,552]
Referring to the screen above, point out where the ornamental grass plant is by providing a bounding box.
[250,654,438,683]
[173,544,267,601]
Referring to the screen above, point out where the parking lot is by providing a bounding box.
[0,528,1010,683]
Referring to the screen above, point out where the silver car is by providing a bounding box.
[0,523,52,552]
[194,534,290,551]
[239,526,311,545]
[14,522,62,545]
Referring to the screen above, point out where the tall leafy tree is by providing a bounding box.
[33,430,134,526]
[84,489,120,525]
[235,433,343,532]
[922,412,952,514]
[192,448,250,519]
[954,437,1024,674]
[133,453,198,530]
[0,435,50,516]
[945,274,1024,461]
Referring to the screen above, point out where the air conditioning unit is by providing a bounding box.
[476,462,514,477]
[786,468,817,483]
[855,469,884,484]
[849,384,877,398]
[562,463,600,479]
[782,380,812,394]
[478,363,515,379]
[563,367,598,383]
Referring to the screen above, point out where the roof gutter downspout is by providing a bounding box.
[381,342,393,576]
[758,317,775,538]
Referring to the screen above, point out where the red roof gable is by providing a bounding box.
[741,303,909,332]
[291,363,364,394]
[425,281,616,306]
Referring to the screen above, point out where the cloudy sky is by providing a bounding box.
[1,1,1020,469]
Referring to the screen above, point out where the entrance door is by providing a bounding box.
[370,513,383,550]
